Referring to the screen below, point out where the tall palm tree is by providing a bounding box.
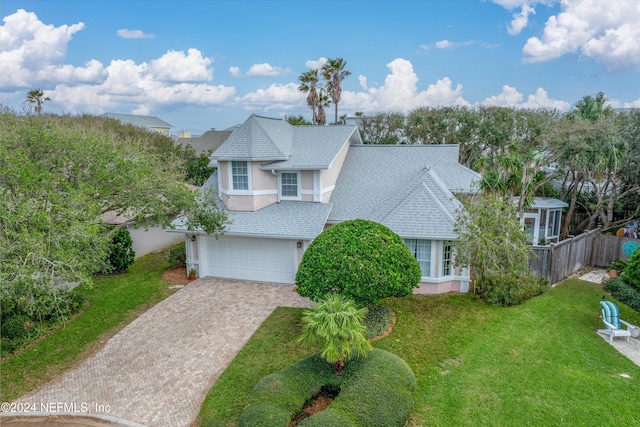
[315,90,331,126]
[322,58,351,125]
[298,70,320,125]
[26,89,51,114]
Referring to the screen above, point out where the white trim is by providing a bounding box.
[321,185,335,194]
[313,170,321,202]
[223,188,277,196]
[420,275,469,284]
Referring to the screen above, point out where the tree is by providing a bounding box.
[297,293,372,373]
[295,219,421,306]
[358,112,406,144]
[315,90,331,126]
[0,111,227,288]
[322,58,351,125]
[298,70,320,125]
[570,92,615,122]
[285,115,312,126]
[453,193,531,293]
[25,89,51,114]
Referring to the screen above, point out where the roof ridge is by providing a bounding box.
[249,116,290,159]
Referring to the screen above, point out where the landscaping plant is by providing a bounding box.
[295,219,421,306]
[297,294,372,373]
[104,227,135,273]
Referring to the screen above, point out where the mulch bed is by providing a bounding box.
[161,266,193,285]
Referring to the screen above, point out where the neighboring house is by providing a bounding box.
[170,114,480,294]
[101,113,173,136]
[176,126,239,156]
[517,197,569,245]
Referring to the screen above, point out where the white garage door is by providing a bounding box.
[202,236,297,284]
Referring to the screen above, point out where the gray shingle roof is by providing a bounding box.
[212,114,361,168]
[176,130,234,156]
[101,113,173,129]
[328,145,480,239]
[171,171,331,239]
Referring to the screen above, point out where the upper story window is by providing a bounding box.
[280,172,300,199]
[548,209,561,238]
[231,161,249,190]
[404,239,431,277]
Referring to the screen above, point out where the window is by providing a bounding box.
[548,210,561,237]
[280,172,299,198]
[442,241,452,276]
[404,239,431,277]
[231,161,248,190]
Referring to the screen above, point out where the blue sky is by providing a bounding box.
[1,0,639,133]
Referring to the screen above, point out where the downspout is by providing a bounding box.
[272,170,280,202]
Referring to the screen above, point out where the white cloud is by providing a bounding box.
[237,82,303,111]
[435,39,475,49]
[246,63,290,77]
[117,29,155,39]
[305,57,327,70]
[229,66,241,77]
[521,0,640,71]
[340,58,469,114]
[623,97,640,108]
[148,48,213,82]
[508,4,535,35]
[358,75,368,90]
[0,9,86,89]
[482,85,569,110]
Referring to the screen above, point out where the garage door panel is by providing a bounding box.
[203,236,296,284]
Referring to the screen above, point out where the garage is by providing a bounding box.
[201,236,297,284]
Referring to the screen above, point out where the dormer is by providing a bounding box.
[211,114,362,211]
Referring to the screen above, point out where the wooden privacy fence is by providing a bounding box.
[527,229,638,285]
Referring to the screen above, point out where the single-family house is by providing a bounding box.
[170,114,481,294]
[101,113,173,136]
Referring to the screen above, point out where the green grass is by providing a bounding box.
[198,280,640,427]
[0,251,176,402]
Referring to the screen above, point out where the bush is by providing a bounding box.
[484,273,549,306]
[105,227,135,273]
[295,219,421,306]
[240,349,415,427]
[604,277,640,312]
[1,315,33,340]
[363,305,394,340]
[624,248,640,291]
[166,242,187,267]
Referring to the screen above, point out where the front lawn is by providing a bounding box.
[199,279,640,426]
[0,251,177,402]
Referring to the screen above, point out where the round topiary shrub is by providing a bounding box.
[295,219,421,306]
[239,349,416,427]
[105,227,135,273]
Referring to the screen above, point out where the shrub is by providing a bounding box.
[1,315,33,340]
[363,305,394,340]
[604,277,640,312]
[240,349,415,427]
[166,242,187,267]
[105,227,135,273]
[624,247,640,291]
[295,219,421,306]
[298,294,372,370]
[484,273,548,306]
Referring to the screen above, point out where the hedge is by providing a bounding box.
[604,277,640,312]
[239,349,416,427]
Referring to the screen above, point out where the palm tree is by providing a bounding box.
[297,293,371,374]
[298,70,320,124]
[322,58,351,125]
[26,89,51,114]
[571,92,614,122]
[315,90,331,126]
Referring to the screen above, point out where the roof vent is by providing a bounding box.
[424,164,431,170]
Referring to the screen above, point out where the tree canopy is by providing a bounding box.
[0,110,227,287]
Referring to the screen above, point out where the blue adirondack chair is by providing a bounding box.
[599,300,632,343]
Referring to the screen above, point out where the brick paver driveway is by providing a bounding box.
[16,279,313,426]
